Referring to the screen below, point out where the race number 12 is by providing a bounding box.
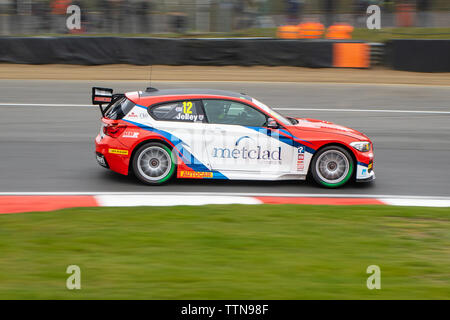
[183,101,193,114]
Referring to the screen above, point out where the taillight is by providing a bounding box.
[103,123,126,137]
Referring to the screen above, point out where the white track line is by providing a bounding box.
[1,103,450,114]
[96,194,262,206]
[381,198,450,207]
[1,192,450,200]
[2,192,450,207]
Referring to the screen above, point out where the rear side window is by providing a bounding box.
[150,100,205,123]
[105,98,135,120]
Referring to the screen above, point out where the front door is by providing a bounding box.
[202,99,293,174]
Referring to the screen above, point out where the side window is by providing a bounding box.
[104,97,135,120]
[150,100,205,123]
[203,99,267,127]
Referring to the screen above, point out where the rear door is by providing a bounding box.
[148,99,210,171]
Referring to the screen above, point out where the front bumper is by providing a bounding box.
[355,159,375,182]
[356,171,375,182]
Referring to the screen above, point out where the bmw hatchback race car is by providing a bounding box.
[92,87,375,188]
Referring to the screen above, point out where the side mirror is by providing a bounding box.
[267,118,279,129]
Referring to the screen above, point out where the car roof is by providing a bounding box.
[138,88,252,100]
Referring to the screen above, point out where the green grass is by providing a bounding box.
[352,27,450,42]
[0,205,449,299]
[11,27,450,42]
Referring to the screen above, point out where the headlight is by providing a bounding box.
[350,141,371,152]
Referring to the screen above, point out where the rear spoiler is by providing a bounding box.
[92,87,113,105]
[91,87,123,117]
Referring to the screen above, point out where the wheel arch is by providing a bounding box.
[309,142,358,181]
[128,138,175,175]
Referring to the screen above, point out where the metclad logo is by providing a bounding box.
[213,136,281,161]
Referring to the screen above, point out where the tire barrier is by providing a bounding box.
[276,25,301,39]
[386,39,450,72]
[277,22,354,40]
[325,23,354,40]
[0,37,334,67]
[297,22,325,39]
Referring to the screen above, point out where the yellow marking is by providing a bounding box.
[108,148,129,155]
[182,101,193,114]
[179,171,213,179]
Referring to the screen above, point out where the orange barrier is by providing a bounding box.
[326,23,354,40]
[277,25,300,39]
[396,4,415,27]
[51,0,71,15]
[297,22,325,39]
[69,28,86,34]
[333,43,370,68]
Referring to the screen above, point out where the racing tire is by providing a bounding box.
[132,142,176,185]
[310,145,354,188]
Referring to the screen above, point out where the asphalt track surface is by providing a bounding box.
[0,80,449,196]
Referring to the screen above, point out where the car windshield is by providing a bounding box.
[251,98,292,126]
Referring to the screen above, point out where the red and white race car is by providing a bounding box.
[93,87,374,188]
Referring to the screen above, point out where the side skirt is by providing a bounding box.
[178,170,307,181]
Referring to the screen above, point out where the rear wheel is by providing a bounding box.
[132,142,176,185]
[310,146,354,188]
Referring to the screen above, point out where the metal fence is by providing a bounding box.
[0,0,449,35]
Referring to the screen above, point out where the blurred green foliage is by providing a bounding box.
[24,27,450,41]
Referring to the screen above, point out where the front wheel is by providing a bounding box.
[310,146,354,188]
[132,142,176,185]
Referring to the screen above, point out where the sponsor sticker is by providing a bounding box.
[296,146,306,170]
[123,131,139,138]
[128,112,138,118]
[175,113,204,122]
[94,96,112,103]
[108,148,129,155]
[212,145,282,161]
[179,171,213,179]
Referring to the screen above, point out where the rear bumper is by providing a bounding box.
[95,134,130,175]
[96,152,109,168]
